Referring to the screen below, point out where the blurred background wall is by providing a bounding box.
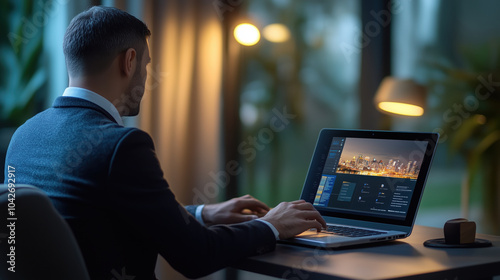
[1,0,500,279]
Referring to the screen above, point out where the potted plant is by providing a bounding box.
[0,0,46,182]
[429,42,500,234]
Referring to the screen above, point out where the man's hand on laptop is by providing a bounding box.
[202,194,270,226]
[261,200,327,240]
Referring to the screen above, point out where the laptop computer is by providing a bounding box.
[282,128,439,248]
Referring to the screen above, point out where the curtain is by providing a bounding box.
[140,0,223,206]
[140,1,224,279]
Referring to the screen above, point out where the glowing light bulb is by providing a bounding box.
[262,23,290,43]
[234,23,260,46]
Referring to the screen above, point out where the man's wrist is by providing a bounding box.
[256,219,279,240]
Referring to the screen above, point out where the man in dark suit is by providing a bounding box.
[4,6,325,280]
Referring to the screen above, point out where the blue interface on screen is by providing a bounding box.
[313,137,427,220]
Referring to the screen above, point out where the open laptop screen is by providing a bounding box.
[301,129,439,227]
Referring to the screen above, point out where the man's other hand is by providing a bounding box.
[261,200,326,240]
[202,194,270,226]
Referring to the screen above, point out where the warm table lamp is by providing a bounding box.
[374,77,426,117]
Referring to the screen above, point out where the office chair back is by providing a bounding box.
[0,184,90,280]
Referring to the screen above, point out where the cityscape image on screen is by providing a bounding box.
[336,138,424,180]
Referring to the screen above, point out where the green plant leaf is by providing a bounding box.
[466,130,500,192]
[15,68,46,109]
[0,47,21,120]
[1,0,47,125]
[448,114,484,154]
[21,36,43,83]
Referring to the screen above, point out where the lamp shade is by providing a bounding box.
[374,77,426,117]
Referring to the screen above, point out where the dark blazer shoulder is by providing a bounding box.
[108,128,154,166]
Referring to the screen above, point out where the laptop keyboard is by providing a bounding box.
[322,225,387,237]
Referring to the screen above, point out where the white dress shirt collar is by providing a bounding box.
[62,87,124,126]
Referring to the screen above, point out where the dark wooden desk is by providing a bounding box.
[233,225,500,280]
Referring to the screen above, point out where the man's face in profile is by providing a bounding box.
[123,41,151,116]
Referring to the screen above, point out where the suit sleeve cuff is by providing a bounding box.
[195,205,206,226]
[256,219,279,240]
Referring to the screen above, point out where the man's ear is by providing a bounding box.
[121,48,137,77]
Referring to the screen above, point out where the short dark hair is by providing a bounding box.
[63,6,151,77]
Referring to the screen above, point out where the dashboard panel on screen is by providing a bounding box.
[301,129,439,227]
